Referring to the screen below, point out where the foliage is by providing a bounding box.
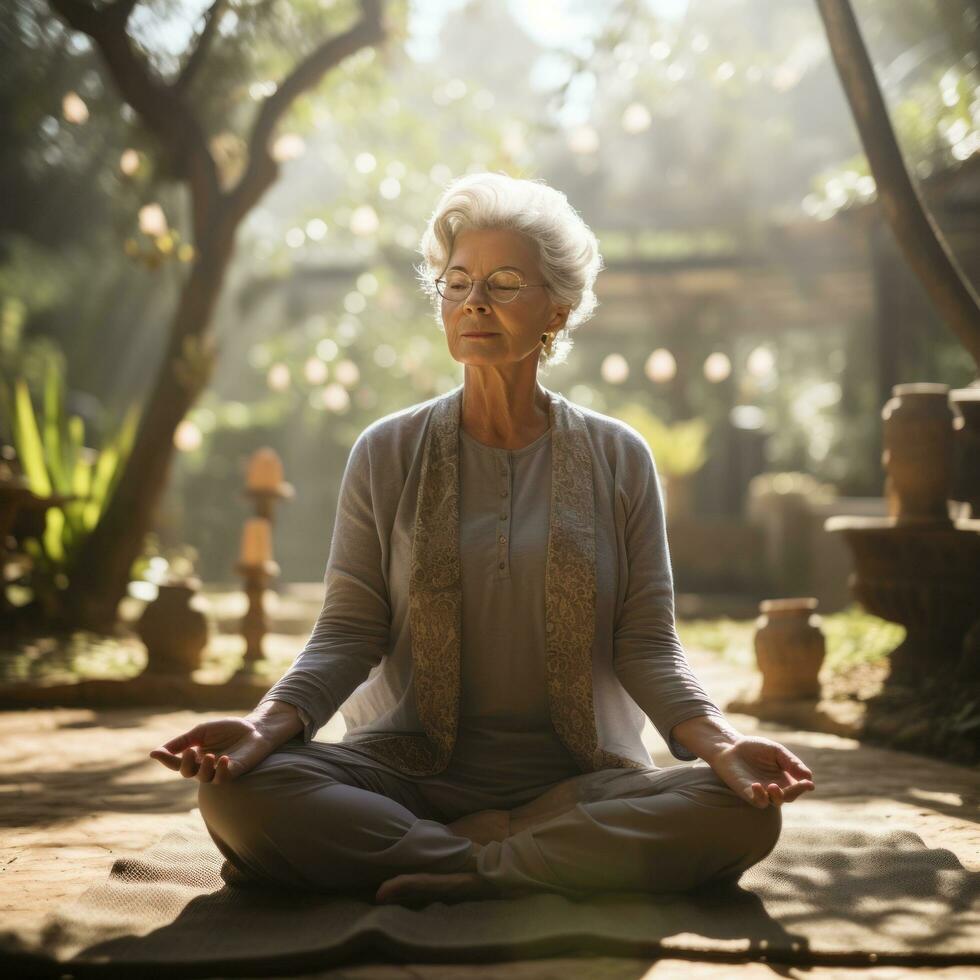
[676,616,756,667]
[615,402,710,477]
[0,235,69,315]
[820,605,906,671]
[807,0,980,217]
[0,360,140,610]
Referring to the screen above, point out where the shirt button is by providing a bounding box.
[498,562,505,569]
[499,535,507,544]
[500,490,508,498]
[500,513,508,520]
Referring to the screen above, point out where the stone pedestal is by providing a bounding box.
[824,516,980,686]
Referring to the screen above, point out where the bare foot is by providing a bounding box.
[375,871,501,906]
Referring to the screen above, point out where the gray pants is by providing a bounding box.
[197,741,782,899]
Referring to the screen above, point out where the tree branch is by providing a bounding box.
[47,0,221,241]
[229,0,386,221]
[175,0,226,95]
[815,0,980,373]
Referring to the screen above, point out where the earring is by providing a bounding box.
[541,332,552,347]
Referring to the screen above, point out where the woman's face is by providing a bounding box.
[440,227,569,368]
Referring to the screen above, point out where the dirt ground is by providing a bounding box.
[1,641,978,980]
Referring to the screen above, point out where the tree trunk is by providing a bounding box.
[42,0,386,634]
[61,217,237,631]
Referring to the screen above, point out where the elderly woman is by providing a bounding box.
[151,172,815,906]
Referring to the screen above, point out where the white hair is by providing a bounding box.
[415,171,604,370]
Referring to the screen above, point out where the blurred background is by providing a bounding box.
[1,0,978,629]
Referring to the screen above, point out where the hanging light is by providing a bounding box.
[746,346,776,377]
[320,383,350,412]
[174,420,202,452]
[621,103,652,134]
[645,348,677,382]
[138,203,168,237]
[349,205,379,236]
[304,357,328,384]
[267,363,291,391]
[334,359,360,387]
[62,91,89,124]
[601,353,629,384]
[120,148,140,175]
[271,133,305,162]
[703,352,731,383]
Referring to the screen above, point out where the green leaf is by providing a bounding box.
[83,499,101,532]
[13,379,52,496]
[104,403,140,504]
[43,505,65,562]
[65,414,85,479]
[952,715,980,733]
[70,438,92,501]
[42,358,67,494]
[89,444,118,514]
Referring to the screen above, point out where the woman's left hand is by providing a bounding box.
[707,735,815,808]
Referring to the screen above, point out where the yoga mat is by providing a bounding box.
[3,814,978,977]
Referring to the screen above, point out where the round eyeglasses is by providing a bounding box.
[435,269,549,304]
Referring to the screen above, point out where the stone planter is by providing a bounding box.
[881,383,955,525]
[754,597,826,700]
[137,577,209,676]
[824,515,980,686]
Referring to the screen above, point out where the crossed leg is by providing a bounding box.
[378,763,783,904]
[198,745,780,905]
[196,744,483,895]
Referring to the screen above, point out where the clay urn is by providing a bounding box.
[754,597,826,700]
[881,383,955,524]
[950,388,980,518]
[137,575,209,675]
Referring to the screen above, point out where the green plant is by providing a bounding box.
[0,360,140,611]
[821,606,905,672]
[615,403,710,478]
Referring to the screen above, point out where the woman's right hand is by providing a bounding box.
[149,701,304,783]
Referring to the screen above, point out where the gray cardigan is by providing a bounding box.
[260,385,726,769]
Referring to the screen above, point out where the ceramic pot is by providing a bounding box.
[754,597,826,700]
[950,388,980,519]
[137,577,208,675]
[881,383,955,524]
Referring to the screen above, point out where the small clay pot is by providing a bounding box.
[137,577,209,675]
[882,383,954,524]
[754,597,826,700]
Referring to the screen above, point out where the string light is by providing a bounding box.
[645,348,677,382]
[704,352,732,383]
[601,353,629,384]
